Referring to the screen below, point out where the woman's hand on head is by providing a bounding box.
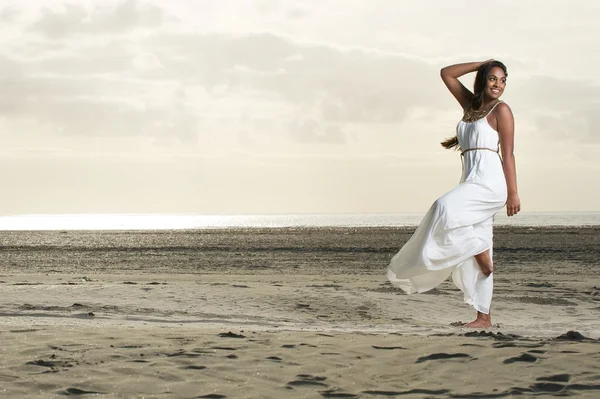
[506,193,521,217]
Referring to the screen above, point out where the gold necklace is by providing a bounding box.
[462,100,501,122]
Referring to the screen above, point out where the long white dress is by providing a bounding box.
[387,103,508,314]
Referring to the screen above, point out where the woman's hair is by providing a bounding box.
[441,60,508,150]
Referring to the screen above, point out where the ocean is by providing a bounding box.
[0,212,599,231]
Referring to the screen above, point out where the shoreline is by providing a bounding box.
[1,224,600,232]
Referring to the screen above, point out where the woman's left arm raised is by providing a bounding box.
[496,102,521,216]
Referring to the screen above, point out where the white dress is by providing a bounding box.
[387,102,507,314]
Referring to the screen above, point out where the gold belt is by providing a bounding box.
[460,147,499,156]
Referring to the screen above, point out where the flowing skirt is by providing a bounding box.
[387,180,504,314]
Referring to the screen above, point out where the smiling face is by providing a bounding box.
[484,66,507,100]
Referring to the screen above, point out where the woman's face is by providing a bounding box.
[485,66,506,100]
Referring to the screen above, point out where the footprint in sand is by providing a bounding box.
[164,351,203,358]
[524,282,555,288]
[415,353,471,363]
[287,374,328,388]
[182,365,207,370]
[564,383,600,392]
[371,345,406,350]
[361,389,449,396]
[217,332,245,338]
[530,382,567,393]
[503,353,538,364]
[492,342,545,349]
[319,389,358,398]
[58,388,105,395]
[537,374,570,383]
[26,359,75,370]
[210,346,238,351]
[554,331,594,341]
[464,331,521,341]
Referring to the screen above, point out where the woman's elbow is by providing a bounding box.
[502,151,515,161]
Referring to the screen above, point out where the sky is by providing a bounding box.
[1,0,599,215]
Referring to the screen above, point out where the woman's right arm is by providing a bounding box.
[440,61,489,109]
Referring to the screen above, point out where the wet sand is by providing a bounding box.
[1,227,599,398]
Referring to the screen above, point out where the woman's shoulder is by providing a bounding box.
[495,101,512,114]
[492,101,514,128]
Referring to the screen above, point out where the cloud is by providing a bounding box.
[0,6,20,23]
[10,3,598,148]
[0,69,198,143]
[131,52,164,71]
[0,55,23,78]
[149,32,444,123]
[512,75,600,143]
[1,27,447,146]
[288,117,346,144]
[31,0,166,38]
[286,7,309,20]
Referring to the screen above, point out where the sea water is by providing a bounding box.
[0,212,599,230]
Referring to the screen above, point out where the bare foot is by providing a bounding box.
[466,319,492,328]
[466,311,491,328]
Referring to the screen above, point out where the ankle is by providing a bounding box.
[477,312,491,321]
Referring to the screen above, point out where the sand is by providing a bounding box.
[1,227,599,398]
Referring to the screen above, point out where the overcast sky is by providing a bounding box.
[1,0,599,215]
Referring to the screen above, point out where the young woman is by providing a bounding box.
[387,60,520,328]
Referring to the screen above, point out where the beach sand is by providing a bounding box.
[1,227,599,398]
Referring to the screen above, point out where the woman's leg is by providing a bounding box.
[467,248,493,327]
[474,249,493,276]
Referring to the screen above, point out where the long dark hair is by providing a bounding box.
[441,60,508,150]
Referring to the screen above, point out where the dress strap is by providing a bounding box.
[483,100,503,118]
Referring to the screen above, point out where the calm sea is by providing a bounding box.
[0,212,599,230]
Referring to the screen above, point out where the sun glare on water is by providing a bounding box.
[0,213,598,231]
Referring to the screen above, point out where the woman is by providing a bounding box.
[387,60,520,328]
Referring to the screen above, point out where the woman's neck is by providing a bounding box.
[481,96,501,108]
